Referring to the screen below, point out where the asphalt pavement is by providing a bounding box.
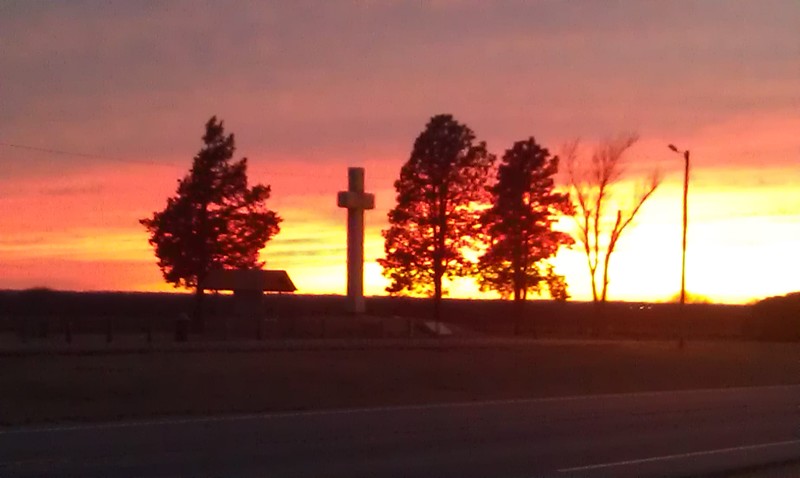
[1,384,799,477]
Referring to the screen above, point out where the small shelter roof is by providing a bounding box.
[204,269,296,293]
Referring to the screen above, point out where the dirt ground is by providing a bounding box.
[1,340,799,426]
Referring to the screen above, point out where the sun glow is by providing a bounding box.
[1,157,798,304]
[2,117,799,304]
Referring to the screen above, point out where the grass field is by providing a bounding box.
[1,290,760,340]
[2,340,799,426]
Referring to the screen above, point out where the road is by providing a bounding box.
[2,385,799,477]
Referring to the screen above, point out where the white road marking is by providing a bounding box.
[557,439,800,473]
[1,383,798,436]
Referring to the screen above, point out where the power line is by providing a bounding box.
[0,142,176,168]
[0,141,400,182]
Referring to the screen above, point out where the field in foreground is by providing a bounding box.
[2,340,799,427]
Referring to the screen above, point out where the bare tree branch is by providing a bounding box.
[563,133,660,303]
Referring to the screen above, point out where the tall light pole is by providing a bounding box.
[668,144,689,349]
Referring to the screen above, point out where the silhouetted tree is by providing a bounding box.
[478,138,574,334]
[564,134,660,303]
[378,114,494,322]
[140,117,281,331]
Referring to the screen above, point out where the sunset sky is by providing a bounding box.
[1,1,798,303]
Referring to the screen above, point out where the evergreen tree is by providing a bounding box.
[378,114,494,321]
[140,116,281,330]
[478,138,574,333]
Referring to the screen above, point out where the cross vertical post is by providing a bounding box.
[337,167,375,314]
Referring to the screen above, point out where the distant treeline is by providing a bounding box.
[2,289,796,341]
[750,292,800,341]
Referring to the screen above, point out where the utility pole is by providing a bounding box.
[668,144,690,349]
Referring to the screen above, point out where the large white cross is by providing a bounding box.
[337,167,375,314]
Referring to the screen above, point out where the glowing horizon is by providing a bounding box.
[2,142,797,304]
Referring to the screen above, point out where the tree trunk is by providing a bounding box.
[194,199,209,336]
[433,197,446,333]
[193,286,206,334]
[586,243,599,335]
[513,261,527,336]
[433,262,442,332]
[434,274,442,323]
[587,263,599,335]
[601,251,612,303]
[597,246,616,336]
[513,296,527,337]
